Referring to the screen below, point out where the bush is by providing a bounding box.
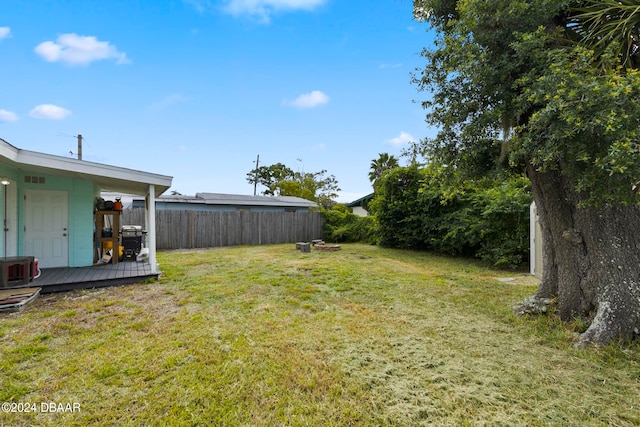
[368,167,429,249]
[472,180,531,267]
[322,206,377,244]
[369,166,531,268]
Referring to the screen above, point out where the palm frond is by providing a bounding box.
[569,0,640,68]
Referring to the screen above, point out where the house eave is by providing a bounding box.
[0,141,172,197]
[346,193,374,207]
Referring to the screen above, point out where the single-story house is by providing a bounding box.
[131,192,318,212]
[346,193,374,217]
[0,137,172,273]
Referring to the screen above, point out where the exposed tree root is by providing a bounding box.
[512,295,556,316]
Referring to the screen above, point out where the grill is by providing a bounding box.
[121,225,146,261]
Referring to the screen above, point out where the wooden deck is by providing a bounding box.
[3,261,159,294]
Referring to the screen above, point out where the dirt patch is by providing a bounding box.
[24,283,183,332]
[494,274,540,286]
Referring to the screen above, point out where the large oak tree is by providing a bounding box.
[413,0,640,346]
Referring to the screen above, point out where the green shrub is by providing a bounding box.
[322,207,377,243]
[370,166,531,268]
[368,167,429,249]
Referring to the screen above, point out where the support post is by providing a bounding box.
[146,185,158,273]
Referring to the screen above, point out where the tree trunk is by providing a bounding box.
[526,164,640,347]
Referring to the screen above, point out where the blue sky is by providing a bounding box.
[0,0,433,202]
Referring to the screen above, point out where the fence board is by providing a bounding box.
[120,209,324,250]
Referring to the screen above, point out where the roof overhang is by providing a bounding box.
[0,140,172,197]
[346,193,374,207]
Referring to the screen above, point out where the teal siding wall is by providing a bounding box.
[68,180,96,267]
[16,174,99,267]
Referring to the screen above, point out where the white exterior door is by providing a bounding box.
[24,190,69,268]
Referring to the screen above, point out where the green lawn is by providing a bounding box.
[1,244,640,426]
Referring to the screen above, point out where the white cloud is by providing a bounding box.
[29,104,72,120]
[387,131,415,147]
[34,33,129,66]
[288,90,329,109]
[183,0,212,14]
[223,0,327,23]
[0,109,18,123]
[0,27,11,40]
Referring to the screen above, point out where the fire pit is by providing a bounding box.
[312,241,341,251]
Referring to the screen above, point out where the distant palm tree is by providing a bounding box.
[568,0,640,69]
[369,153,399,184]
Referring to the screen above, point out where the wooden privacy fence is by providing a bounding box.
[121,209,325,250]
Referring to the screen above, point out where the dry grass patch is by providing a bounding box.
[1,244,640,426]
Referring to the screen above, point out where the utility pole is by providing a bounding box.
[77,134,83,160]
[253,154,260,196]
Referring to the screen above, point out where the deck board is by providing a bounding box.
[2,261,159,293]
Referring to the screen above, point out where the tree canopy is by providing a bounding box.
[368,152,400,185]
[413,0,640,202]
[247,162,340,209]
[413,0,640,347]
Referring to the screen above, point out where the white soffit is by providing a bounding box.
[0,141,172,197]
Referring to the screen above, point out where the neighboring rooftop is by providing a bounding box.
[201,193,316,207]
[130,192,318,211]
[346,193,374,207]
